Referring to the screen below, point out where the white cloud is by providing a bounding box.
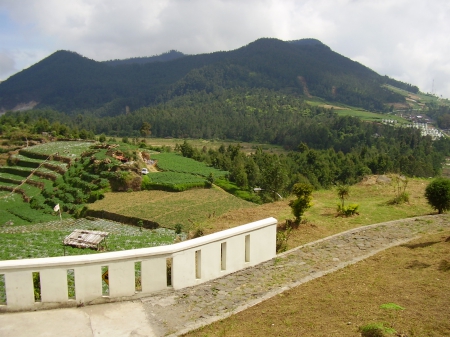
[0,51,15,78]
[0,0,449,96]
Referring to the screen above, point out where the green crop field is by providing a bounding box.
[9,154,68,169]
[0,218,178,261]
[23,141,93,156]
[152,152,228,177]
[142,172,208,191]
[0,193,58,225]
[146,172,206,184]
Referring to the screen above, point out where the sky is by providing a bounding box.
[0,0,449,98]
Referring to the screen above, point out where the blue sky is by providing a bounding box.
[1,0,449,97]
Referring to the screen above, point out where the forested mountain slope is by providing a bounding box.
[0,38,414,115]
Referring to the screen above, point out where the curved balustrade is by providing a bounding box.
[0,217,277,312]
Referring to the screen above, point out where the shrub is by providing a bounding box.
[174,223,183,234]
[425,177,450,214]
[337,203,359,217]
[359,323,395,337]
[276,225,292,253]
[289,183,313,222]
[387,192,409,205]
[336,184,350,209]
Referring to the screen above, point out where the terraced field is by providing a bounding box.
[88,187,256,230]
[0,141,93,226]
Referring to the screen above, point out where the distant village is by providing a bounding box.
[382,116,445,140]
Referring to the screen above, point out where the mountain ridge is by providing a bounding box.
[0,38,416,114]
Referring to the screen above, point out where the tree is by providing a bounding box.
[336,185,350,209]
[289,183,313,223]
[424,178,450,214]
[140,122,152,137]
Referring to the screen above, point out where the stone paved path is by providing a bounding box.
[140,214,450,336]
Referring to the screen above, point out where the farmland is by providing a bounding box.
[142,172,208,191]
[21,141,93,156]
[88,187,256,230]
[152,152,228,177]
[0,217,178,261]
[0,193,59,225]
[0,139,250,259]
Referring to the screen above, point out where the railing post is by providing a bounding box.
[5,271,34,310]
[74,265,102,304]
[40,268,69,303]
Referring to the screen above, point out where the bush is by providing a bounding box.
[425,177,450,214]
[337,203,359,217]
[289,183,313,222]
[276,225,292,253]
[359,323,395,337]
[174,223,183,234]
[387,192,409,205]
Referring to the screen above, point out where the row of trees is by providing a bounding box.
[176,133,446,202]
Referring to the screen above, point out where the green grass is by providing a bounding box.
[142,172,208,191]
[146,172,207,185]
[214,178,261,203]
[0,193,58,226]
[152,152,228,178]
[89,188,256,230]
[9,154,68,169]
[0,172,53,187]
[306,98,408,123]
[0,218,178,261]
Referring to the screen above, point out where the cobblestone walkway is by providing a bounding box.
[140,214,450,336]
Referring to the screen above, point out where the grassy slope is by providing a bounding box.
[186,229,450,337]
[88,187,256,230]
[183,177,450,337]
[306,97,408,123]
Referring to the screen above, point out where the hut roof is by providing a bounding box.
[63,229,109,250]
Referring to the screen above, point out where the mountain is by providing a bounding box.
[102,50,186,66]
[0,38,414,115]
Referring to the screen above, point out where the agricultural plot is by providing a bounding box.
[8,154,68,170]
[0,218,178,260]
[23,141,93,157]
[152,152,228,178]
[0,172,53,188]
[88,188,256,229]
[0,166,59,177]
[143,172,207,191]
[0,193,57,226]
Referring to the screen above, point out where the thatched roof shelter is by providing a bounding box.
[63,229,109,251]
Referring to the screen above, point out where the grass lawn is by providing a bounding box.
[198,176,433,249]
[181,176,450,336]
[185,229,450,337]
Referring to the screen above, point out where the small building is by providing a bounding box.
[63,229,109,251]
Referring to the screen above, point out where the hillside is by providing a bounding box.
[0,38,411,115]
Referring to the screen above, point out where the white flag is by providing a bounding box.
[53,204,60,212]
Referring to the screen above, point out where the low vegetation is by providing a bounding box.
[88,188,256,231]
[184,230,450,337]
[0,218,178,261]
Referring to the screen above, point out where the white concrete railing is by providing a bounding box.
[0,217,277,312]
